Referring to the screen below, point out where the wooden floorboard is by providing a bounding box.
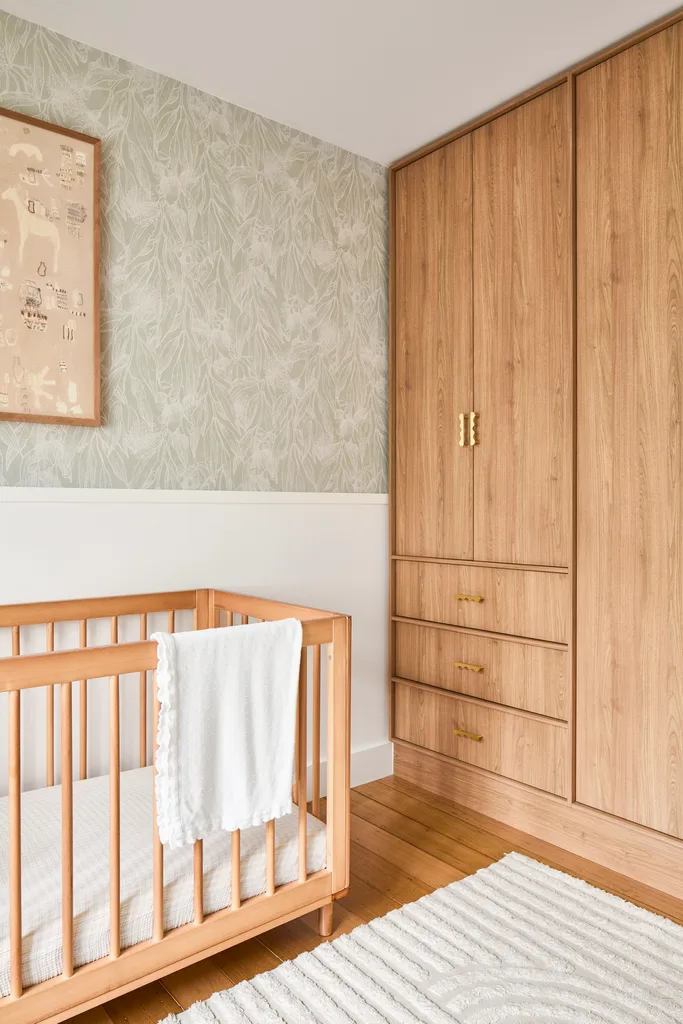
[210,937,282,986]
[106,981,181,1024]
[348,840,433,904]
[337,874,402,922]
[69,773,683,1023]
[159,961,233,1010]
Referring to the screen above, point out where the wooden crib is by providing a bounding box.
[0,589,351,1024]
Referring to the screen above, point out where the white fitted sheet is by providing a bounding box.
[0,766,327,995]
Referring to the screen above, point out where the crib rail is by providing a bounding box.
[0,589,351,1024]
[0,591,199,628]
[0,621,331,692]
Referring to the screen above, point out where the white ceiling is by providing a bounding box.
[1,0,677,164]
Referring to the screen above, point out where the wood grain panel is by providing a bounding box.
[473,84,571,566]
[576,23,683,838]
[395,620,567,719]
[394,136,473,558]
[394,680,567,796]
[395,560,568,642]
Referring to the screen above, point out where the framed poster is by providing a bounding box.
[0,107,100,425]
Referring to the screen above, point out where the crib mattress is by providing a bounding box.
[0,766,327,995]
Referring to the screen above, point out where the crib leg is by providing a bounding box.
[318,902,334,937]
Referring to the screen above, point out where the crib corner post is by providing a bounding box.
[195,589,211,631]
[327,615,351,895]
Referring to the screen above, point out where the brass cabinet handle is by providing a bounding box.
[459,412,478,447]
[469,411,478,446]
[453,727,483,742]
[453,661,484,673]
[453,593,484,603]
[459,412,466,447]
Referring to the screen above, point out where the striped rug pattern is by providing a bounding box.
[165,852,683,1023]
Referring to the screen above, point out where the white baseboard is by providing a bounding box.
[308,741,394,798]
[349,741,394,787]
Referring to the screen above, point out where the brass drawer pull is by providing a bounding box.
[453,593,484,603]
[453,661,484,673]
[453,728,483,742]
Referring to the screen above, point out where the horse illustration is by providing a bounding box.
[9,142,44,161]
[0,186,60,271]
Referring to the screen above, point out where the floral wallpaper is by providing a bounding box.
[0,11,388,491]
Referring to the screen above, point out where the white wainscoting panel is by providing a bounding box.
[0,487,391,795]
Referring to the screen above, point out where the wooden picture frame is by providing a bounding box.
[0,107,100,425]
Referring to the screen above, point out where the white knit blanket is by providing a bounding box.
[152,618,302,848]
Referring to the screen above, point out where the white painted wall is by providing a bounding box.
[0,488,391,796]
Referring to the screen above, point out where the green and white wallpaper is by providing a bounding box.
[0,11,388,491]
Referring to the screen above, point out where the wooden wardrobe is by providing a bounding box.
[390,10,683,898]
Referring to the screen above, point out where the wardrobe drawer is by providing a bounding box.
[395,560,568,643]
[394,681,567,797]
[395,621,567,720]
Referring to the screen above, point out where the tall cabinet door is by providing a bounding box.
[576,24,683,838]
[472,86,571,567]
[394,136,473,559]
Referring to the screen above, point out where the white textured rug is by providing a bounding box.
[165,853,683,1023]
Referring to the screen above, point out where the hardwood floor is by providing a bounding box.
[76,774,683,1024]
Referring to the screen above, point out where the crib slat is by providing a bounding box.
[193,841,203,924]
[110,616,118,644]
[293,681,300,807]
[152,674,164,941]
[228,611,234,626]
[231,831,241,910]
[61,682,74,978]
[298,654,308,882]
[312,645,321,818]
[168,609,175,632]
[7,621,22,995]
[79,619,88,781]
[266,819,275,896]
[193,583,207,913]
[140,612,148,767]
[9,687,22,998]
[46,622,55,787]
[110,674,121,958]
[140,612,148,765]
